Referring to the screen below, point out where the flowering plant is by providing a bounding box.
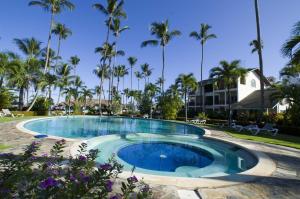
[0,140,152,199]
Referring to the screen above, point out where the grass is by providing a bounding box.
[0,144,10,151]
[201,123,300,150]
[0,116,43,123]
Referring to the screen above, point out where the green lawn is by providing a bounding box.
[0,144,10,151]
[0,116,42,123]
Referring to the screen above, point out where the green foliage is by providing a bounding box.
[0,89,12,109]
[111,91,122,115]
[0,140,152,198]
[158,95,183,120]
[31,97,52,115]
[197,112,208,120]
[138,94,152,115]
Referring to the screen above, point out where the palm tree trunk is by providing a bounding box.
[48,86,52,116]
[26,12,54,111]
[0,77,4,89]
[57,87,62,104]
[54,37,62,73]
[130,65,133,103]
[162,46,165,94]
[254,0,265,121]
[106,17,112,43]
[227,87,232,126]
[201,43,205,113]
[117,77,120,92]
[137,79,140,91]
[99,78,104,116]
[19,87,24,111]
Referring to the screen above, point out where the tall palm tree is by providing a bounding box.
[0,52,14,89]
[93,0,126,43]
[190,23,216,112]
[141,63,152,86]
[155,77,164,92]
[254,0,265,119]
[145,83,160,118]
[94,65,109,115]
[52,23,72,71]
[210,60,247,125]
[29,0,74,74]
[28,0,74,111]
[56,63,73,104]
[250,39,263,54]
[141,20,181,93]
[113,65,126,92]
[69,55,80,76]
[40,72,57,115]
[134,71,143,91]
[127,56,137,102]
[176,73,197,122]
[123,88,130,108]
[81,87,94,111]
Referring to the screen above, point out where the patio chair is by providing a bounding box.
[239,124,259,133]
[253,123,279,136]
[2,109,24,118]
[142,114,149,119]
[231,123,243,132]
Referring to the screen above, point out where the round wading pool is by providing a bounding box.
[117,142,214,172]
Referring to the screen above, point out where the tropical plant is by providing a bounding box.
[13,37,42,59]
[93,0,126,43]
[0,140,152,198]
[52,23,72,71]
[127,56,137,102]
[0,88,13,109]
[143,83,160,118]
[249,39,263,54]
[141,20,181,92]
[141,63,152,86]
[175,73,198,121]
[134,71,143,91]
[94,65,109,115]
[190,23,216,112]
[56,63,73,104]
[210,60,247,125]
[39,72,57,115]
[113,65,126,92]
[0,52,13,89]
[69,55,80,76]
[28,0,74,73]
[80,87,94,111]
[253,0,265,119]
[157,93,182,120]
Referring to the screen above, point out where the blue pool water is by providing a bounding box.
[118,142,214,172]
[23,116,204,139]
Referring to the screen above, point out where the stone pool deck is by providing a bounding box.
[0,120,300,199]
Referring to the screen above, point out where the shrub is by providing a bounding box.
[31,97,52,115]
[0,88,13,109]
[197,112,208,120]
[158,95,183,120]
[0,140,152,198]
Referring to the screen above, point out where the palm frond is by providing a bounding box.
[281,35,300,57]
[189,31,200,40]
[93,3,108,15]
[141,40,159,48]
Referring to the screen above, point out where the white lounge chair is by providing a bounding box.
[2,109,24,118]
[0,112,4,118]
[231,123,243,131]
[190,118,206,125]
[239,124,259,133]
[142,114,149,119]
[253,123,279,136]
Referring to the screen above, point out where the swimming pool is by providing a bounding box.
[21,116,258,178]
[23,116,204,138]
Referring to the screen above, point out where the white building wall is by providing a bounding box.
[237,71,262,101]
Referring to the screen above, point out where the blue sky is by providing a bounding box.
[0,0,299,98]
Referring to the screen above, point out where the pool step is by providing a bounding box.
[177,190,200,199]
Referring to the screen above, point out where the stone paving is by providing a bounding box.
[0,120,300,199]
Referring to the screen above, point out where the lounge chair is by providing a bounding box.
[142,114,149,119]
[2,109,24,118]
[253,123,279,136]
[0,112,3,118]
[190,118,206,125]
[231,123,243,131]
[239,124,259,133]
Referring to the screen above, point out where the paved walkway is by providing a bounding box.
[0,120,300,199]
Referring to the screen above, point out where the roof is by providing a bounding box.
[232,89,280,110]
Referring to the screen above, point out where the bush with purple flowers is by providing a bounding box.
[0,140,152,199]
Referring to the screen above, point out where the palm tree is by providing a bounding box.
[29,0,74,74]
[141,20,181,93]
[250,39,263,54]
[40,72,57,115]
[0,52,14,89]
[81,87,94,111]
[210,60,247,125]
[127,56,137,101]
[123,88,130,108]
[282,21,300,66]
[62,87,75,115]
[93,0,126,43]
[176,73,197,122]
[113,65,126,92]
[69,55,80,76]
[141,63,152,86]
[52,23,72,71]
[190,23,216,112]
[144,83,160,118]
[155,77,164,92]
[56,63,73,104]
[253,0,265,119]
[134,71,143,91]
[94,65,109,115]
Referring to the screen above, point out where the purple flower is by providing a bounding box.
[39,177,58,189]
[105,180,113,192]
[110,195,120,199]
[127,176,138,183]
[78,155,87,162]
[142,185,150,193]
[42,153,48,157]
[99,163,112,171]
[69,175,76,182]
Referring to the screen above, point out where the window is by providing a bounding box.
[240,76,246,85]
[251,79,256,88]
